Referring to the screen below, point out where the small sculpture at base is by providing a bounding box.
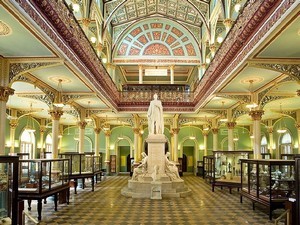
[165,152,182,181]
[147,93,164,135]
[131,152,148,181]
[151,165,160,182]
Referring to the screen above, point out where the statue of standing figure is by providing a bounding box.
[147,93,164,135]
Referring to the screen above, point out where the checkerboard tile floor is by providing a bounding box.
[24,175,285,225]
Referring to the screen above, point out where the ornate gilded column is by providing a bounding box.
[203,131,209,156]
[209,44,216,57]
[77,121,87,154]
[138,65,143,84]
[94,128,101,156]
[138,128,143,161]
[249,110,264,159]
[170,65,174,84]
[96,43,103,57]
[49,109,63,158]
[267,126,275,158]
[226,122,236,151]
[172,128,180,162]
[133,128,140,161]
[295,123,300,155]
[0,86,14,154]
[104,130,111,173]
[212,128,219,152]
[9,119,18,154]
[223,18,233,32]
[82,18,90,35]
[39,125,46,157]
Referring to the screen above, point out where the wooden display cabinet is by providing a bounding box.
[240,159,295,220]
[59,152,97,193]
[110,155,116,173]
[0,156,19,225]
[295,156,300,225]
[18,158,70,220]
[203,155,213,182]
[212,150,252,193]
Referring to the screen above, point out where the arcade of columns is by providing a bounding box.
[2,56,300,173]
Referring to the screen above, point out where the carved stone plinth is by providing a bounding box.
[121,134,191,198]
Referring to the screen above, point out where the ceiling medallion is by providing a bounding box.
[0,20,12,36]
[240,77,264,84]
[49,76,71,84]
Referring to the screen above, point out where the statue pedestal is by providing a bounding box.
[150,181,162,200]
[121,134,191,199]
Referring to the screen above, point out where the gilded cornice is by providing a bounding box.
[250,63,300,81]
[9,62,60,82]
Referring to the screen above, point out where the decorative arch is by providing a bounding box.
[113,18,201,63]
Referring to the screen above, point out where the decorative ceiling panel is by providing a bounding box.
[105,0,208,27]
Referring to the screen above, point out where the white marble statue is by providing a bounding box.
[165,152,181,181]
[147,93,164,135]
[131,152,148,181]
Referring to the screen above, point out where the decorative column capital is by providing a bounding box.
[203,131,209,136]
[133,128,140,134]
[0,86,14,102]
[105,130,111,137]
[226,122,236,129]
[40,126,46,134]
[172,128,180,134]
[201,63,207,69]
[96,43,103,52]
[78,121,87,129]
[209,44,216,55]
[267,126,273,133]
[211,128,219,134]
[223,18,233,29]
[82,18,91,27]
[49,109,63,120]
[297,90,300,96]
[9,120,18,129]
[295,123,300,129]
[249,110,264,120]
[94,128,101,134]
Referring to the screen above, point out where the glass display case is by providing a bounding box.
[295,156,300,225]
[240,159,295,220]
[261,153,271,159]
[212,151,252,192]
[18,158,70,220]
[197,161,204,177]
[59,152,97,194]
[0,156,19,225]
[203,155,213,182]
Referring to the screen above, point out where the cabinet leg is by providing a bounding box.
[240,195,242,203]
[37,199,42,221]
[67,188,70,204]
[82,178,85,189]
[252,202,255,210]
[54,193,58,211]
[92,177,94,191]
[28,200,32,211]
[74,179,77,194]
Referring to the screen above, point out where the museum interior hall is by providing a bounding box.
[0,0,300,224]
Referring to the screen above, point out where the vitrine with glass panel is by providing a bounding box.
[59,152,96,194]
[212,150,252,193]
[240,159,295,220]
[0,156,19,225]
[18,158,70,220]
